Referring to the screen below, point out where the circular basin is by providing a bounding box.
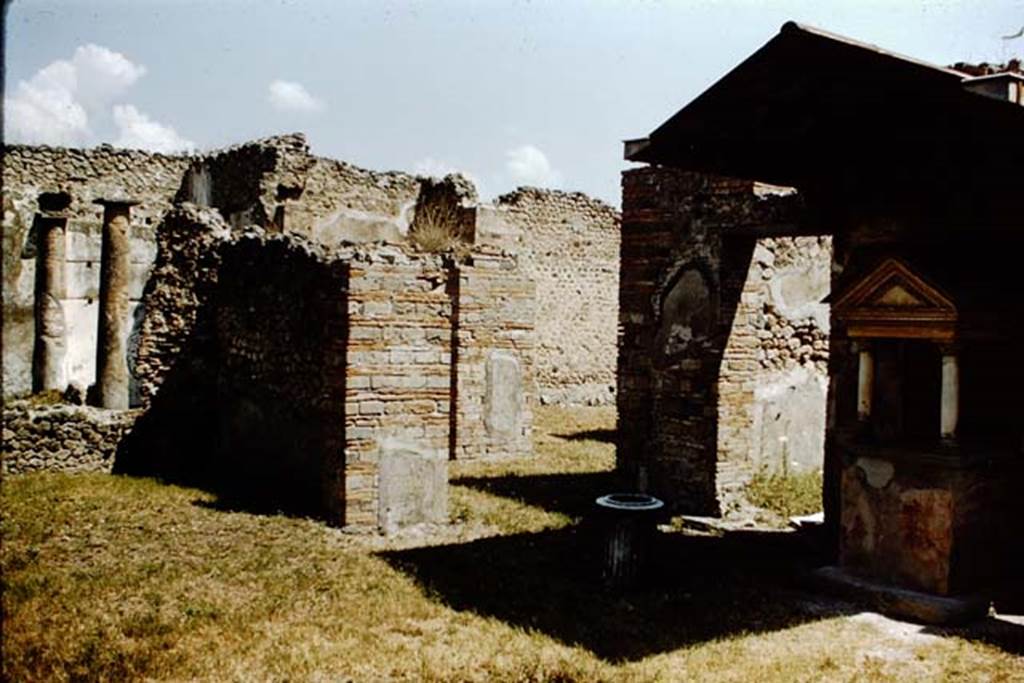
[595,492,664,511]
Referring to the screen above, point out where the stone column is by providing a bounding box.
[940,345,960,443]
[94,198,139,409]
[856,341,874,425]
[32,211,68,392]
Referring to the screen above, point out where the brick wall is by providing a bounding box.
[344,250,453,529]
[617,166,820,514]
[119,201,534,528]
[451,248,536,459]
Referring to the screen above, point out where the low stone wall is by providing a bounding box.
[2,401,138,475]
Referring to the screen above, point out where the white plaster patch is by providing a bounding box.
[63,298,98,389]
[856,457,895,489]
[769,262,831,331]
[313,207,405,244]
[750,365,828,472]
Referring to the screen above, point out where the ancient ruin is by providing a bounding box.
[620,22,1023,610]
[2,133,619,530]
[4,18,1020,614]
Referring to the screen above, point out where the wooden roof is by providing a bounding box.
[627,22,1024,191]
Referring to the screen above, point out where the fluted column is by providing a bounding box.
[94,198,139,409]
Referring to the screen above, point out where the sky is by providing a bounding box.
[4,0,1022,206]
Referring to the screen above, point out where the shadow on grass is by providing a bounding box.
[923,617,1024,657]
[550,428,618,444]
[190,494,316,520]
[380,525,849,661]
[453,471,629,519]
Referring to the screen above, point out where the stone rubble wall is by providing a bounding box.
[178,135,283,228]
[2,401,138,475]
[2,144,192,397]
[4,134,617,414]
[292,156,422,245]
[131,204,232,405]
[180,133,423,244]
[617,166,822,514]
[717,236,831,475]
[478,188,620,405]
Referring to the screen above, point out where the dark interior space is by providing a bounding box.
[872,340,941,444]
[114,236,349,523]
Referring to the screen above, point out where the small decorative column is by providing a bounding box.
[94,197,139,409]
[855,341,874,428]
[939,345,960,443]
[32,198,70,393]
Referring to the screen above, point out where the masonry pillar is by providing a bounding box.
[939,345,960,443]
[32,197,70,393]
[94,198,139,409]
[855,341,874,427]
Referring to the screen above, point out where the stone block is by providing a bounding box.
[484,351,522,438]
[359,401,385,415]
[377,437,448,533]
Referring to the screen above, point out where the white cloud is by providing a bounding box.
[5,60,89,145]
[112,104,194,153]
[505,144,562,188]
[4,43,189,152]
[70,44,146,112]
[267,80,324,112]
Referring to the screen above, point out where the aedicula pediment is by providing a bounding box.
[832,258,957,341]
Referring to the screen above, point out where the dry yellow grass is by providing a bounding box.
[2,405,1021,681]
[408,201,467,256]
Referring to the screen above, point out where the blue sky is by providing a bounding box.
[4,0,1022,205]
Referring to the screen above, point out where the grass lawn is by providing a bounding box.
[3,406,1022,681]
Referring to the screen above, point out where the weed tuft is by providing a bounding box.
[408,201,468,257]
[745,468,823,518]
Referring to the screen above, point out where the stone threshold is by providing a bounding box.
[808,565,989,626]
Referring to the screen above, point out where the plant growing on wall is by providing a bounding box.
[408,201,469,259]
